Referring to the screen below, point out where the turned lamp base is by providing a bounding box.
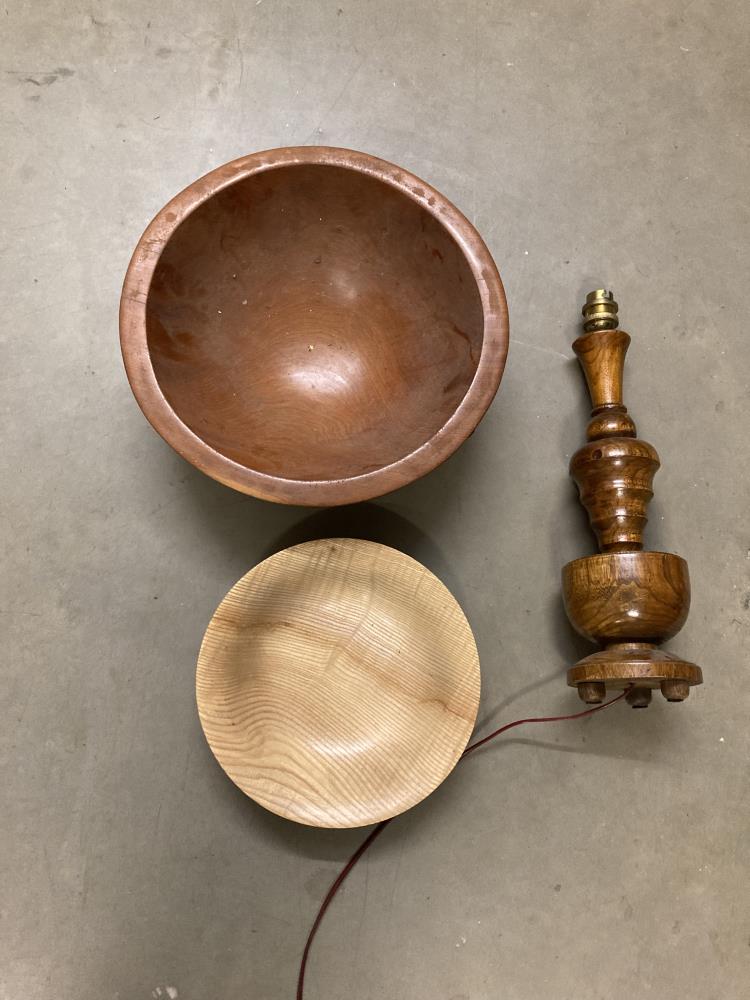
[562,549,702,705]
[568,647,703,706]
[563,290,703,709]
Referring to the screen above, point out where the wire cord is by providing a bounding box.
[297,691,626,998]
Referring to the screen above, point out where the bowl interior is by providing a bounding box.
[196,539,481,827]
[146,163,485,481]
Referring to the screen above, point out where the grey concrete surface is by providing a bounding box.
[2,1,749,998]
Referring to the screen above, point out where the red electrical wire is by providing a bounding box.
[296,690,627,1000]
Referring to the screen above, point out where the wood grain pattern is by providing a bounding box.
[562,552,690,644]
[572,328,630,411]
[568,647,702,696]
[569,438,659,552]
[570,327,659,551]
[563,291,702,705]
[196,539,480,828]
[120,147,509,506]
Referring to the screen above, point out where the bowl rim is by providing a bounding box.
[119,146,509,506]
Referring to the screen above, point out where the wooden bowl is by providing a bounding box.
[196,539,481,827]
[120,147,508,506]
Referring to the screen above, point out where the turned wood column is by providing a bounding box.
[563,290,703,708]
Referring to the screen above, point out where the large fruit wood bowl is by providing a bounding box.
[120,147,508,505]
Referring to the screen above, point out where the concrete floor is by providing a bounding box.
[3,1,749,998]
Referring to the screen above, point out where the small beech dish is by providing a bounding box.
[195,539,481,827]
[120,147,508,505]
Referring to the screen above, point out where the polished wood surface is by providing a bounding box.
[120,147,509,506]
[563,552,690,644]
[571,326,658,551]
[570,437,659,552]
[563,291,702,706]
[573,328,630,412]
[196,539,481,827]
[569,648,702,706]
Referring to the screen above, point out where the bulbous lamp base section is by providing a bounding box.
[563,550,702,705]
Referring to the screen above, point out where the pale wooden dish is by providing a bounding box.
[196,539,480,828]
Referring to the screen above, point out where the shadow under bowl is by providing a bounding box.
[120,147,508,505]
